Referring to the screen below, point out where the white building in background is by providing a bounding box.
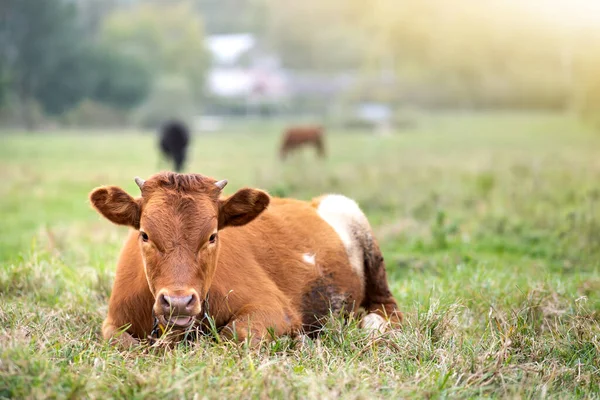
[206,34,255,66]
[203,33,389,125]
[205,33,288,102]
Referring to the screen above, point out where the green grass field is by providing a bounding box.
[1,113,600,398]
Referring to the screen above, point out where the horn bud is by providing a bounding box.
[215,179,228,190]
[134,177,145,191]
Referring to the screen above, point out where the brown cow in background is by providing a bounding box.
[280,125,325,160]
[89,172,401,347]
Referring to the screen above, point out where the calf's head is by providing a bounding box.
[89,172,269,328]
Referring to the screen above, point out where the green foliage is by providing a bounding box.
[134,75,195,129]
[61,100,130,128]
[264,0,366,71]
[100,1,209,105]
[0,0,86,117]
[88,46,152,110]
[32,47,97,116]
[0,65,10,106]
[194,0,265,35]
[30,43,151,115]
[0,0,153,126]
[0,97,47,128]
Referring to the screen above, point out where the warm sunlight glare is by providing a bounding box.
[523,0,600,28]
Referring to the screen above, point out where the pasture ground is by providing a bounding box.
[1,112,599,398]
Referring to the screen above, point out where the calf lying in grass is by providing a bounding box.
[89,172,401,347]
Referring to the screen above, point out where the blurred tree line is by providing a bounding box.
[0,0,207,129]
[1,0,600,129]
[0,0,148,128]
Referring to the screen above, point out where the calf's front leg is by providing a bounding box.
[220,304,302,346]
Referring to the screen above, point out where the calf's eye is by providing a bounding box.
[209,233,217,244]
[140,231,149,242]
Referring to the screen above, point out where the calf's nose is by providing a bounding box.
[159,293,197,316]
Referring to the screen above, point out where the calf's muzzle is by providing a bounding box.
[156,291,200,327]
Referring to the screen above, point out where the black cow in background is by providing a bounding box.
[159,120,190,172]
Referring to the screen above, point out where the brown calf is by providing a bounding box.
[280,125,325,160]
[89,172,400,347]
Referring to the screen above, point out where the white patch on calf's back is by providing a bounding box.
[303,253,316,265]
[316,194,371,282]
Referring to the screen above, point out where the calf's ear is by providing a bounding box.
[218,188,270,229]
[89,186,141,229]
